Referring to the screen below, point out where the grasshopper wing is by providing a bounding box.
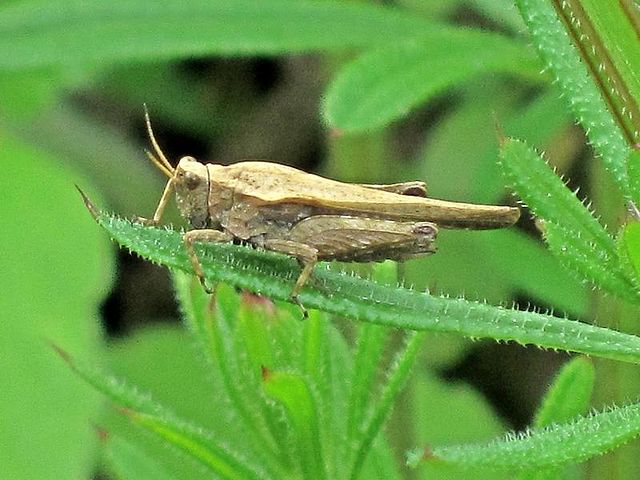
[212,162,519,229]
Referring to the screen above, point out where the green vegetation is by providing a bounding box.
[3,0,640,478]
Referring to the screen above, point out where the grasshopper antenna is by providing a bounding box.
[143,104,175,179]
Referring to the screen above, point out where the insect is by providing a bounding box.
[139,111,520,305]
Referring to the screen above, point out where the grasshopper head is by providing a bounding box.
[173,156,210,228]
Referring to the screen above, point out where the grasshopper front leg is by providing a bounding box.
[183,229,234,293]
[135,177,175,226]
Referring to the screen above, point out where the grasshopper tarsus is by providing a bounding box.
[290,295,309,319]
[132,215,158,226]
[200,278,216,295]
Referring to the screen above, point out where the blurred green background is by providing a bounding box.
[0,0,606,478]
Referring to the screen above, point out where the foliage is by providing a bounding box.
[0,135,112,478]
[3,0,640,478]
[63,274,421,479]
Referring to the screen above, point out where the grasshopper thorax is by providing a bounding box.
[174,156,210,229]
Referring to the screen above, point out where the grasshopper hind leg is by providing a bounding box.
[261,239,319,317]
[288,215,438,263]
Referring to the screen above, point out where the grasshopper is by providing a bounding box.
[139,112,519,304]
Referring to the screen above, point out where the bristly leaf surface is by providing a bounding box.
[83,199,640,364]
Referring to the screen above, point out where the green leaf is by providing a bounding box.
[347,262,396,448]
[127,410,266,480]
[0,68,67,118]
[514,0,631,194]
[518,357,594,480]
[98,275,407,478]
[475,230,588,317]
[411,371,508,480]
[60,347,268,480]
[324,32,540,132]
[542,221,640,304]
[500,137,611,246]
[621,222,640,283]
[86,204,640,364]
[349,331,426,480]
[347,323,389,442]
[173,271,400,478]
[173,273,285,473]
[499,137,640,303]
[105,433,176,480]
[0,134,111,480]
[533,357,595,429]
[627,149,640,210]
[263,371,326,480]
[409,401,640,471]
[1,0,443,70]
[104,326,237,480]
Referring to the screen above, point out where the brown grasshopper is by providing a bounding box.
[139,112,519,303]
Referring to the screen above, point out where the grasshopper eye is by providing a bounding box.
[183,171,201,190]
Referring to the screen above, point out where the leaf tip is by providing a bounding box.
[261,365,272,382]
[93,424,109,443]
[329,127,344,139]
[118,406,135,418]
[406,445,436,468]
[493,114,507,148]
[241,291,276,316]
[49,341,74,366]
[75,185,100,220]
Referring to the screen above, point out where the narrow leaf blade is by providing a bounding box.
[2,0,443,70]
[324,32,540,132]
[533,356,594,428]
[350,331,426,480]
[82,205,640,364]
[263,371,326,480]
[59,348,266,480]
[127,411,265,480]
[410,401,640,471]
[499,137,640,302]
